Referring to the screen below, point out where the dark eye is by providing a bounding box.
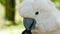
[35,12,39,15]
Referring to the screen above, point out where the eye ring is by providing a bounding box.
[35,12,39,15]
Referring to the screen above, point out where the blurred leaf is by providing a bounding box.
[51,0,60,2]
[6,0,16,25]
[0,0,6,6]
[51,0,60,10]
[20,0,24,3]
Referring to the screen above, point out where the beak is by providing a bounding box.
[23,18,36,30]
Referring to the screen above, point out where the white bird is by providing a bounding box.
[19,0,60,34]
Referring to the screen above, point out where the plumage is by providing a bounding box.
[19,0,60,34]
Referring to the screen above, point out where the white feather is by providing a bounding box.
[19,0,60,34]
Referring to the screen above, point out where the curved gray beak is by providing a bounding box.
[23,18,36,30]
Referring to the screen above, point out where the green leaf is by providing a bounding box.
[0,0,6,6]
[20,0,24,3]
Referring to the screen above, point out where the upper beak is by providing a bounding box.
[23,18,36,30]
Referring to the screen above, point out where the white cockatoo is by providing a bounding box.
[19,0,60,34]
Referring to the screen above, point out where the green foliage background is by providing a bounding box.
[0,0,6,6]
[0,0,60,10]
[51,0,60,10]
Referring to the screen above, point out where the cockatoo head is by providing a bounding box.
[19,0,55,18]
[19,0,57,33]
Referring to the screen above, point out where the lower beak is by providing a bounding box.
[23,18,36,30]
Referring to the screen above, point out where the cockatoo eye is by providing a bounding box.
[35,11,39,15]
